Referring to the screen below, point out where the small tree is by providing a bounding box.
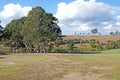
[115,31,120,36]
[109,31,115,36]
[67,43,74,52]
[91,28,98,35]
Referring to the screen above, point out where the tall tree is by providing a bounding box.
[21,7,61,53]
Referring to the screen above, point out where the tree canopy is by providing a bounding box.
[91,28,98,34]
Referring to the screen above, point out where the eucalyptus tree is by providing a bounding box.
[20,6,61,53]
[2,17,26,53]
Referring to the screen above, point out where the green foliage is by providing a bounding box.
[106,40,115,49]
[67,43,74,52]
[91,28,98,34]
[1,6,61,53]
[110,31,120,36]
[89,39,96,48]
[0,20,3,40]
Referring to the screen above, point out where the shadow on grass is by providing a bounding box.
[0,52,8,55]
[0,57,5,59]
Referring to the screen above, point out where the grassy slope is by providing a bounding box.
[62,35,120,43]
[61,35,120,51]
[101,49,120,54]
[0,50,120,80]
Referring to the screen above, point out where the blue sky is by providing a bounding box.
[0,0,120,13]
[0,0,73,14]
[0,0,120,35]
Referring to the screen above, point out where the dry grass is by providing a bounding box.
[62,35,120,43]
[0,52,120,80]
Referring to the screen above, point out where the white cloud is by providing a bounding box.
[103,24,114,31]
[0,3,32,20]
[55,0,120,34]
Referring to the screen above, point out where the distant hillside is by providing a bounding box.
[62,35,120,43]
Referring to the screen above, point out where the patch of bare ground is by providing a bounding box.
[60,72,102,80]
[0,55,73,80]
[91,66,116,71]
[0,61,15,65]
[46,55,72,62]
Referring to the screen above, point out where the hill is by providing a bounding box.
[58,35,120,52]
[62,35,120,43]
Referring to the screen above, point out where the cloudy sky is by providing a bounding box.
[0,0,120,35]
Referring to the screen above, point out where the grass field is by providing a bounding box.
[0,49,120,80]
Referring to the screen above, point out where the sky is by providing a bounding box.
[0,0,120,35]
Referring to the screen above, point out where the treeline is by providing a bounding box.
[0,6,61,53]
[109,31,120,36]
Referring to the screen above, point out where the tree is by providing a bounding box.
[2,18,25,53]
[20,7,61,53]
[67,43,74,52]
[91,28,98,34]
[109,31,115,36]
[106,40,115,49]
[80,33,81,35]
[89,39,96,48]
[96,44,102,51]
[115,31,120,36]
[0,20,3,38]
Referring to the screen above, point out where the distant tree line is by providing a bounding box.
[110,31,120,36]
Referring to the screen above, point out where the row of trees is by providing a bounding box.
[0,6,61,53]
[74,28,99,35]
[75,28,120,36]
[110,31,120,36]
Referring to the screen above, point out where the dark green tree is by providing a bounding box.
[109,31,115,36]
[115,31,120,36]
[20,7,61,53]
[2,18,25,53]
[91,28,98,34]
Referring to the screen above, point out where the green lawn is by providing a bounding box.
[0,50,120,80]
[101,49,120,54]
